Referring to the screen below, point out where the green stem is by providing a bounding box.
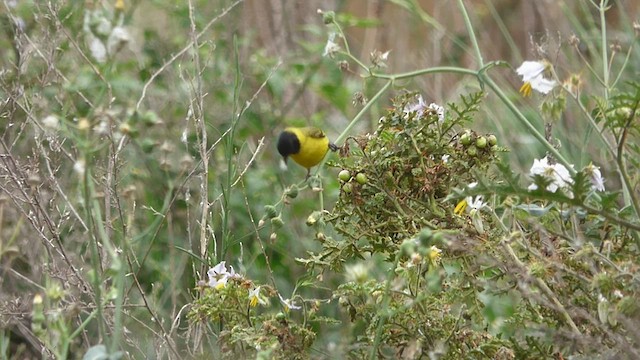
[457,0,484,67]
[82,166,106,339]
[372,66,478,81]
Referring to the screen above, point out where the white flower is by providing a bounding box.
[454,182,484,214]
[345,262,369,283]
[107,26,131,56]
[584,163,605,192]
[207,261,229,289]
[323,33,341,57]
[93,120,110,135]
[464,182,485,214]
[42,115,60,131]
[206,261,242,289]
[93,16,112,36]
[429,103,445,122]
[404,96,445,122]
[88,35,107,63]
[73,159,86,176]
[516,61,557,96]
[441,154,450,163]
[248,286,267,307]
[404,95,427,115]
[528,156,573,193]
[278,294,301,312]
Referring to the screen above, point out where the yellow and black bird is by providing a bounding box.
[277,127,339,178]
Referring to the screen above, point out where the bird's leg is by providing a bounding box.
[329,142,339,152]
[305,168,311,180]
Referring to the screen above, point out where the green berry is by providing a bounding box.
[338,169,351,182]
[355,173,368,185]
[487,134,497,146]
[467,145,478,157]
[475,136,487,149]
[342,182,353,194]
[460,131,472,146]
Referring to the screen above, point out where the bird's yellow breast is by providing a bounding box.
[287,127,330,169]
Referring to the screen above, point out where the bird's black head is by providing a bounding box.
[277,130,300,163]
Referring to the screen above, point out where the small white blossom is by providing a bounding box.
[88,35,107,63]
[345,262,369,283]
[464,183,485,213]
[404,95,427,115]
[404,96,445,122]
[207,261,229,289]
[428,103,445,122]
[516,60,557,96]
[107,26,131,56]
[248,286,267,307]
[278,294,301,312]
[441,154,450,163]
[206,261,242,290]
[93,16,112,36]
[93,120,109,135]
[42,115,60,132]
[584,163,605,192]
[74,159,86,177]
[528,156,573,193]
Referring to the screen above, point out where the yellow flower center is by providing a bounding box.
[519,82,533,97]
[454,199,468,215]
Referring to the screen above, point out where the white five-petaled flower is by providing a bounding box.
[516,61,557,96]
[454,182,485,215]
[248,286,267,307]
[528,156,573,193]
[207,261,242,290]
[278,294,302,312]
[404,95,445,122]
[584,163,605,192]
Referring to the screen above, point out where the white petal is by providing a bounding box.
[530,76,557,94]
[516,61,545,81]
